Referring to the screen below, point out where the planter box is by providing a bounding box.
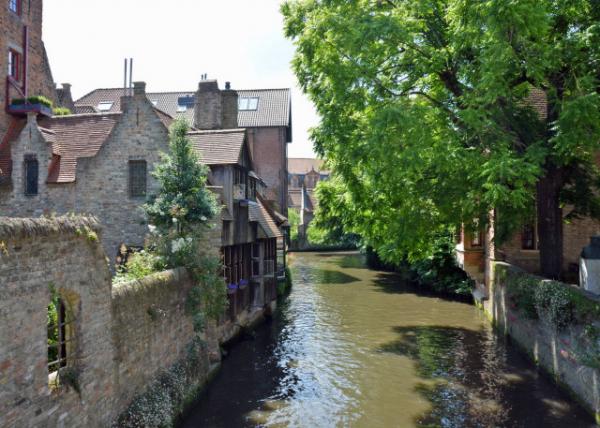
[8,103,53,117]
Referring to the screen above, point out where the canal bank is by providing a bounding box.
[180,251,595,427]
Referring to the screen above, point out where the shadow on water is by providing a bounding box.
[377,325,595,428]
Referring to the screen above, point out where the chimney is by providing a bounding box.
[221,82,238,129]
[194,79,223,130]
[133,81,146,96]
[56,83,75,111]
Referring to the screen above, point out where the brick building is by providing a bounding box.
[287,157,329,240]
[457,89,600,288]
[74,81,293,215]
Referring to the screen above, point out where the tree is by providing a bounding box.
[145,119,218,236]
[282,0,600,278]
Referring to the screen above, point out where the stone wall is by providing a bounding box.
[0,217,221,427]
[484,261,600,423]
[0,217,115,427]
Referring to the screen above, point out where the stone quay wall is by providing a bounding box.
[0,217,220,427]
[484,261,600,423]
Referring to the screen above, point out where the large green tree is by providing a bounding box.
[282,0,600,278]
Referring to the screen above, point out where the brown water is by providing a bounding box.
[180,252,595,427]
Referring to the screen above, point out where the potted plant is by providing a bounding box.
[8,95,54,117]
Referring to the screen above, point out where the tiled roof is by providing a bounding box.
[288,157,327,175]
[0,119,26,183]
[38,113,121,183]
[153,107,175,129]
[75,87,292,128]
[288,189,302,208]
[187,129,246,165]
[249,200,283,238]
[237,89,291,128]
[73,105,98,114]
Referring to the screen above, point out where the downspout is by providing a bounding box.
[23,26,28,97]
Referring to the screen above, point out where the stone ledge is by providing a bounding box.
[0,215,100,240]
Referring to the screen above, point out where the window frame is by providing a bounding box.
[97,101,114,112]
[8,48,21,81]
[128,160,147,198]
[8,0,21,15]
[24,155,38,196]
[238,97,259,111]
[521,223,537,250]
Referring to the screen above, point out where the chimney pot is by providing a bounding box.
[225,81,231,90]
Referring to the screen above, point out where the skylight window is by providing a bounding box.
[150,100,158,106]
[97,102,113,111]
[239,97,259,111]
[177,105,187,113]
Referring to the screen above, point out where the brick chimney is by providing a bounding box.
[222,82,239,129]
[121,81,147,112]
[194,79,222,130]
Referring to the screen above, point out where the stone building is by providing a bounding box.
[0,82,173,263]
[74,81,293,215]
[287,157,329,240]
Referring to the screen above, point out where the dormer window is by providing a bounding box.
[24,155,38,196]
[97,102,113,112]
[238,97,259,111]
[8,0,21,15]
[8,49,20,81]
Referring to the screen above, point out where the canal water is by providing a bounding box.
[180,252,595,427]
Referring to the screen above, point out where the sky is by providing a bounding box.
[43,0,318,158]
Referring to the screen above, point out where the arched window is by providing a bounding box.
[47,288,76,388]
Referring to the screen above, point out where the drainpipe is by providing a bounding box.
[23,26,28,97]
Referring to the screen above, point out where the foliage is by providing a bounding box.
[53,107,71,116]
[144,119,218,235]
[534,281,573,330]
[11,95,53,107]
[114,338,208,428]
[288,208,300,242]
[114,250,167,285]
[47,284,60,367]
[141,119,225,333]
[574,325,600,370]
[505,273,539,319]
[505,268,600,329]
[282,0,600,278]
[409,234,474,297]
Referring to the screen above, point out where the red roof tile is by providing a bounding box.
[187,129,246,165]
[39,113,121,183]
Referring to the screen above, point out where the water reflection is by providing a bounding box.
[180,252,594,428]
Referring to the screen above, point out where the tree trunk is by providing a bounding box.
[536,163,564,279]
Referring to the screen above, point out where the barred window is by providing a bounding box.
[24,155,38,195]
[129,160,147,197]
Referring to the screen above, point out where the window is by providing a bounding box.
[24,155,38,195]
[8,0,20,14]
[150,100,158,106]
[97,102,113,111]
[522,223,537,250]
[8,49,20,80]
[176,105,187,113]
[47,289,75,388]
[238,97,259,111]
[129,160,147,197]
[471,231,483,247]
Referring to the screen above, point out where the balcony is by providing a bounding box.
[8,96,53,117]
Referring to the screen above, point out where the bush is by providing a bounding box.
[114,250,166,284]
[53,107,71,116]
[534,281,573,330]
[410,235,474,297]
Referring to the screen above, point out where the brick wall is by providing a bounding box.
[0,0,57,140]
[248,127,287,214]
[0,216,222,427]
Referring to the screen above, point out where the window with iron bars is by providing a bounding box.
[129,160,147,197]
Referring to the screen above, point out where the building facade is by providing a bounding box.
[74,81,292,215]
